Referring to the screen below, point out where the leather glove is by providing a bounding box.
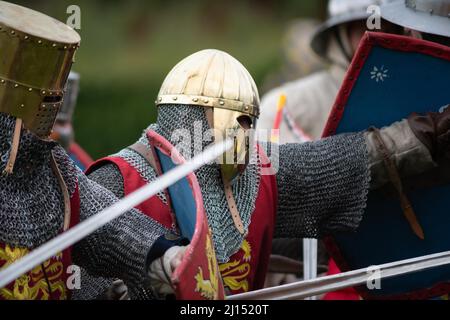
[366,119,436,190]
[148,245,187,297]
[408,104,450,161]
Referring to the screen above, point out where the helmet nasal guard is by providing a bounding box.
[156,49,260,183]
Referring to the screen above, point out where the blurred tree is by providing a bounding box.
[12,0,326,158]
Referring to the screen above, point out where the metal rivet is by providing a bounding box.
[154,100,158,104]
[193,98,199,102]
[10,30,15,35]
[245,106,249,111]
[41,90,46,95]
[64,46,68,50]
[24,35,29,40]
[20,104,25,108]
[14,84,19,88]
[52,43,57,48]
[38,40,42,44]
[0,80,5,84]
[173,96,178,101]
[203,99,209,103]
[28,88,33,92]
[219,100,225,106]
[158,97,162,102]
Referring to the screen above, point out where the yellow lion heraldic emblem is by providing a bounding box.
[194,233,220,300]
[219,239,251,292]
[194,236,252,299]
[0,245,67,300]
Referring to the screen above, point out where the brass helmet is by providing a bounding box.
[0,1,80,138]
[156,49,260,183]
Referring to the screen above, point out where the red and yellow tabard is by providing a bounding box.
[0,188,80,300]
[87,134,278,296]
[218,167,277,294]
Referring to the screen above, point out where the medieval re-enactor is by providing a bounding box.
[0,2,172,300]
[86,48,450,297]
[258,0,402,143]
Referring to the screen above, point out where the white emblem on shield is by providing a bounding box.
[370,66,389,83]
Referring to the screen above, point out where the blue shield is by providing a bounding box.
[323,32,450,299]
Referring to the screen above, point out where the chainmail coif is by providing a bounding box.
[149,105,261,263]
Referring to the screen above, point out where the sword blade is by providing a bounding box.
[0,140,232,289]
[229,249,450,300]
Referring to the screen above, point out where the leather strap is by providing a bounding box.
[50,150,71,231]
[370,127,425,240]
[2,118,22,175]
[128,142,159,174]
[222,173,246,235]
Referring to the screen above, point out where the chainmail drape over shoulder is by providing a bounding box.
[0,113,66,248]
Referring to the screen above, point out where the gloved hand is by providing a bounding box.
[408,105,450,161]
[148,245,187,297]
[366,119,436,190]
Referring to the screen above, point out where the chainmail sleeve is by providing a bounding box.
[72,170,169,299]
[275,132,371,239]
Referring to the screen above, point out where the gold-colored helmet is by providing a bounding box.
[0,1,80,139]
[156,49,260,183]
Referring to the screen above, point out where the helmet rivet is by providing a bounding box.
[158,97,162,102]
[38,40,42,44]
[52,43,57,47]
[20,104,25,108]
[219,100,225,106]
[14,84,19,88]
[10,30,15,35]
[64,46,68,50]
[24,35,29,40]
[193,98,199,102]
[41,90,46,95]
[245,106,249,111]
[173,96,178,101]
[203,99,209,103]
[28,88,33,92]
[0,79,5,84]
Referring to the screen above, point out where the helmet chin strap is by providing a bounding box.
[221,170,246,235]
[2,118,23,175]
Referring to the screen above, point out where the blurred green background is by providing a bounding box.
[14,0,326,159]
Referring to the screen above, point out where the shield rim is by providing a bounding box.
[322,31,450,300]
[146,129,225,300]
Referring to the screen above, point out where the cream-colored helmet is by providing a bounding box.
[156,49,260,183]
